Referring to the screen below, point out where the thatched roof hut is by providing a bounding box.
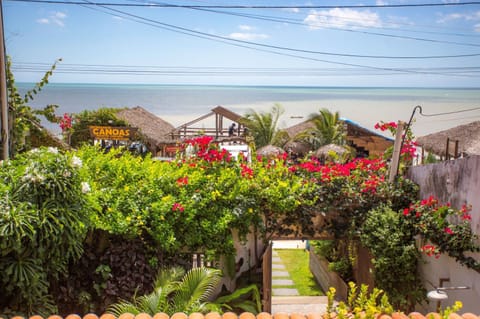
[416,121,480,157]
[256,145,285,157]
[282,119,392,158]
[116,106,176,155]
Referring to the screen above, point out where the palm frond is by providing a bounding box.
[172,267,222,312]
[107,299,142,316]
[213,284,261,314]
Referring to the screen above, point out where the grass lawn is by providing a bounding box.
[274,249,324,296]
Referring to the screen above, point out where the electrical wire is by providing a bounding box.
[54,0,480,78]
[418,106,480,117]
[133,1,480,49]
[6,0,480,9]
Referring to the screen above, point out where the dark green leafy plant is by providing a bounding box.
[360,205,426,311]
[0,147,89,316]
[107,267,261,315]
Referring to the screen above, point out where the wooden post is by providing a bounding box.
[445,137,450,160]
[388,121,405,183]
[0,0,9,160]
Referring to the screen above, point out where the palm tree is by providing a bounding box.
[297,108,346,149]
[241,103,288,148]
[107,267,261,315]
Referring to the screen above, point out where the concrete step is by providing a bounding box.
[272,279,295,286]
[272,288,300,296]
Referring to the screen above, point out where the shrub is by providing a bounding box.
[0,148,90,316]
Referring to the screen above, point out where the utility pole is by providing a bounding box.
[0,0,9,160]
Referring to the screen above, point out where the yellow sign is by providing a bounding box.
[89,126,137,141]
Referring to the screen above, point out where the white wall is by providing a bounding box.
[408,156,480,313]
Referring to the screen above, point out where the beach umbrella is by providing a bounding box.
[256,145,285,157]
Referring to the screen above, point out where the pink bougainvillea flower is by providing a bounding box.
[172,202,185,212]
[421,244,441,259]
[444,227,454,235]
[240,163,254,178]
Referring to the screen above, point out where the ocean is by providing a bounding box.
[16,83,480,138]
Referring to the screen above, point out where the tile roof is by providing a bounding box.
[4,312,480,319]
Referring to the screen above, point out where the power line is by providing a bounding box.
[60,1,480,77]
[173,3,480,40]
[11,62,480,77]
[418,106,480,117]
[6,0,480,9]
[137,1,480,48]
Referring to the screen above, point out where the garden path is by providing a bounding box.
[271,241,328,314]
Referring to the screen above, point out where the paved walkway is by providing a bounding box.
[272,249,299,296]
[271,242,328,314]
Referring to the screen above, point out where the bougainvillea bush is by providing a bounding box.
[1,130,479,316]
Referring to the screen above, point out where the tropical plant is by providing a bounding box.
[296,108,346,149]
[325,283,394,319]
[107,267,261,315]
[4,57,64,157]
[0,147,90,316]
[241,103,288,148]
[360,205,425,311]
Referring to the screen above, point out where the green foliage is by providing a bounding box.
[5,57,63,156]
[296,108,346,149]
[360,206,426,311]
[69,108,128,147]
[108,267,261,315]
[311,240,353,282]
[0,147,89,316]
[241,103,287,148]
[326,283,393,319]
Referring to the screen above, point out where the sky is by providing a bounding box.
[3,0,480,86]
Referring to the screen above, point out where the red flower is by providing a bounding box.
[462,213,472,221]
[444,227,454,235]
[403,208,410,216]
[421,244,440,259]
[176,176,188,186]
[59,113,73,132]
[240,163,254,178]
[172,202,185,212]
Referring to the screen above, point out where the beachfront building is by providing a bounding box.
[169,106,247,141]
[116,106,179,158]
[415,120,480,164]
[283,118,393,158]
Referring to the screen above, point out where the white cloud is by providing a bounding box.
[439,11,480,23]
[36,11,67,27]
[36,18,50,24]
[475,23,480,32]
[238,25,253,31]
[228,32,269,41]
[376,0,388,5]
[228,25,269,41]
[282,7,300,13]
[304,8,382,30]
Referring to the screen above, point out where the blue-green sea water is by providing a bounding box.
[17,83,480,137]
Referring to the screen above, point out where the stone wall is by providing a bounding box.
[407,155,480,313]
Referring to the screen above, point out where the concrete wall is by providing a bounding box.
[407,155,480,313]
